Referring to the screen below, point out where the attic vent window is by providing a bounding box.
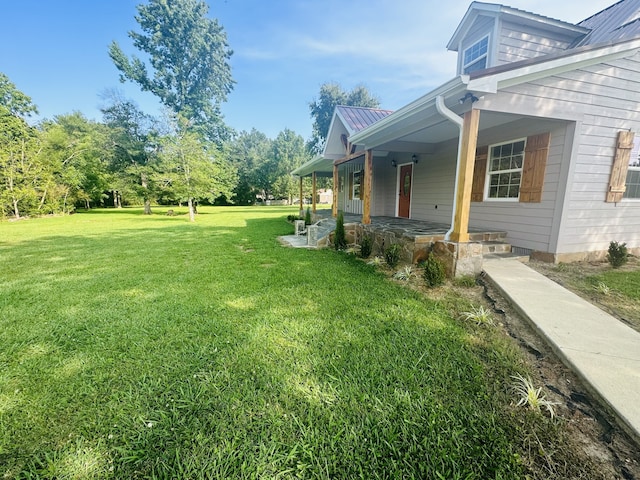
[463,36,488,74]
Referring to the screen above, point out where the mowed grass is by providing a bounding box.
[0,206,526,479]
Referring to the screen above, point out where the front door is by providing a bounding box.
[398,164,412,218]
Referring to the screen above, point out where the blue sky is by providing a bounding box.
[1,0,615,141]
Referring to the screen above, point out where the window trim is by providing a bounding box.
[352,170,362,200]
[484,137,527,202]
[462,35,489,75]
[623,134,640,200]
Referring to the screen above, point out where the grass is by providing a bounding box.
[0,206,565,478]
[590,269,640,301]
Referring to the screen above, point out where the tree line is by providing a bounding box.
[0,0,379,221]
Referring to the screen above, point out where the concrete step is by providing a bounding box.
[483,251,530,263]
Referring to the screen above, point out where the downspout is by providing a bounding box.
[435,95,464,241]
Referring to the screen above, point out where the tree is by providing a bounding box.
[308,83,380,154]
[0,73,42,219]
[227,129,272,205]
[265,129,310,203]
[109,0,234,143]
[39,113,110,212]
[156,115,236,221]
[0,72,37,118]
[101,92,158,213]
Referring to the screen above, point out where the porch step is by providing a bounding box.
[480,240,529,262]
[468,231,508,242]
[483,252,530,263]
[481,241,512,255]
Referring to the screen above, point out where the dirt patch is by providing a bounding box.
[527,256,640,333]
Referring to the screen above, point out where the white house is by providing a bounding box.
[293,0,640,263]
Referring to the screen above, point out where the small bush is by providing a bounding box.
[286,214,301,223]
[360,235,372,258]
[334,211,347,250]
[305,207,312,225]
[453,275,476,288]
[607,241,628,268]
[384,243,402,268]
[423,253,446,288]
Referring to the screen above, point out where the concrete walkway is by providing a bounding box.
[483,257,640,443]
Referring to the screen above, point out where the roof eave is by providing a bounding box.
[291,156,334,178]
[349,76,469,149]
[468,37,640,93]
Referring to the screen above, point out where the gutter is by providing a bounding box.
[435,95,464,241]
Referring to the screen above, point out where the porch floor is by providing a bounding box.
[316,211,505,243]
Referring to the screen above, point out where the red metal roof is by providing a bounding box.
[336,105,394,134]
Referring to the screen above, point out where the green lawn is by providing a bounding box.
[591,268,640,301]
[0,207,557,478]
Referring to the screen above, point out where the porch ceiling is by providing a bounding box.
[372,110,527,152]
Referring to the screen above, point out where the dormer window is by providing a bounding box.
[463,36,489,74]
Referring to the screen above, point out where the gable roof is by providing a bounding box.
[447,1,588,51]
[323,106,394,160]
[577,0,640,45]
[335,105,394,135]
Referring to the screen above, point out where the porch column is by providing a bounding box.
[362,149,373,225]
[312,172,317,213]
[332,164,338,217]
[449,109,480,243]
[299,177,304,215]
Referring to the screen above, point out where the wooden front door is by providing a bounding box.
[398,164,412,218]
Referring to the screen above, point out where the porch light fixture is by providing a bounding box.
[458,92,479,104]
[412,154,418,164]
[391,158,397,168]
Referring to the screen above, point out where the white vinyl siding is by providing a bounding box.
[372,158,397,217]
[458,15,494,74]
[496,21,575,65]
[491,52,640,255]
[339,163,363,215]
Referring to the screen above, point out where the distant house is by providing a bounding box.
[293,0,640,262]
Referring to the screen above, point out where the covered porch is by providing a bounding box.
[304,210,512,268]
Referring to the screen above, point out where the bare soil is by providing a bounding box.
[527,256,640,333]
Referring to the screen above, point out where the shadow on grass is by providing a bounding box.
[0,213,525,479]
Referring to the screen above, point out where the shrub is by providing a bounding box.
[453,275,476,288]
[304,207,312,225]
[607,240,628,268]
[384,243,402,268]
[423,253,445,288]
[334,211,347,250]
[360,234,372,258]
